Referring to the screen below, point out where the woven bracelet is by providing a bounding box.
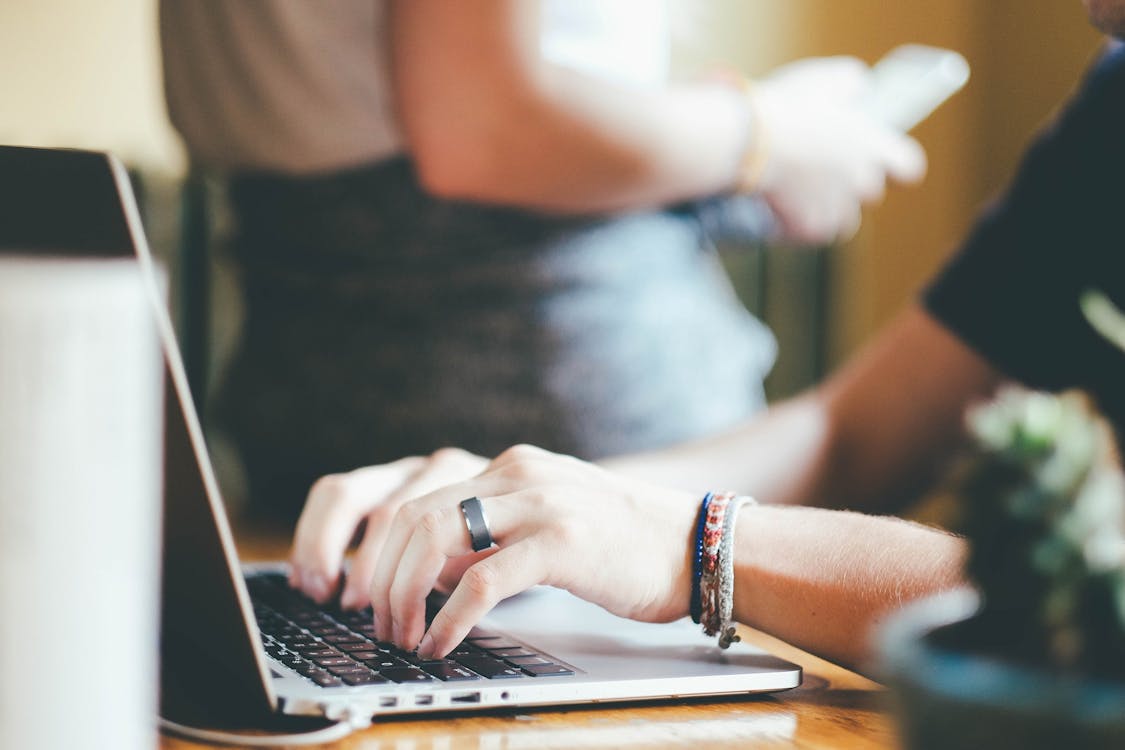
[716,497,756,648]
[700,491,736,637]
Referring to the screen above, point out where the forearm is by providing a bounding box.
[603,307,1004,513]
[599,394,837,504]
[391,0,750,214]
[732,504,966,672]
[412,70,751,214]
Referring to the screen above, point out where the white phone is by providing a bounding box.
[868,44,971,132]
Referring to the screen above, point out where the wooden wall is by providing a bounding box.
[676,1,1104,365]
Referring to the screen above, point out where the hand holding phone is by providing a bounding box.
[868,44,971,132]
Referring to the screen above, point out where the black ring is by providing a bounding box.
[459,496,494,552]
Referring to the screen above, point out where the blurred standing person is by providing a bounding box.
[160,0,925,522]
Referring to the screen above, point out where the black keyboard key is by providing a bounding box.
[342,672,389,686]
[291,662,320,677]
[379,666,434,684]
[327,664,373,677]
[337,640,377,653]
[421,660,482,682]
[455,656,525,679]
[313,656,355,668]
[363,655,410,670]
[488,647,536,658]
[505,655,551,666]
[302,647,341,659]
[521,663,575,677]
[470,639,521,650]
[322,633,367,645]
[348,650,380,661]
[309,671,343,687]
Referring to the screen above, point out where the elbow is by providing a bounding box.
[406,106,531,203]
[409,138,497,202]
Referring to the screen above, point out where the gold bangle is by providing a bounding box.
[733,77,770,193]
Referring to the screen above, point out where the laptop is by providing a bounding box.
[0,145,801,738]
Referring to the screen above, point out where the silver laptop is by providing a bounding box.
[0,145,800,736]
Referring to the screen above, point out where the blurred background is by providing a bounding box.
[0,0,1103,413]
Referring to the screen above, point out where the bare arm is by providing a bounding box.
[293,446,967,673]
[732,503,965,671]
[388,0,923,231]
[602,305,1004,512]
[390,0,747,213]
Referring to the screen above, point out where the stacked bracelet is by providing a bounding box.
[691,491,757,648]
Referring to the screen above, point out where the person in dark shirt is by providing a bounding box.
[282,4,1125,671]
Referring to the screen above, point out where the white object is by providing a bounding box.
[869,44,971,132]
[0,256,164,750]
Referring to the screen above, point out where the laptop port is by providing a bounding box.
[378,696,398,708]
[451,691,482,704]
[414,694,434,706]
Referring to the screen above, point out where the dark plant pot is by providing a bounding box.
[878,590,1125,750]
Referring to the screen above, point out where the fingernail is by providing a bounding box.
[288,567,303,590]
[417,632,435,659]
[306,573,328,602]
[340,588,363,610]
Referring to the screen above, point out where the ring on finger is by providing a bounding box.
[458,496,495,552]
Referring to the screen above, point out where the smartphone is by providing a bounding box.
[868,44,970,132]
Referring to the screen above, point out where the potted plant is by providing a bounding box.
[879,292,1125,749]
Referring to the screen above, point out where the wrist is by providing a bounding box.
[709,69,771,194]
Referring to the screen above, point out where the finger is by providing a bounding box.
[290,458,421,602]
[339,520,390,609]
[880,132,927,184]
[835,201,864,244]
[435,548,494,593]
[388,503,465,650]
[417,539,549,660]
[340,453,481,609]
[368,477,505,641]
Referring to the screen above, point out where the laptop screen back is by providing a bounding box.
[0,145,277,719]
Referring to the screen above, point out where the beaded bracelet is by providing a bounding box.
[690,492,714,624]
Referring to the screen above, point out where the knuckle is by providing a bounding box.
[521,487,551,513]
[309,473,348,504]
[496,443,543,464]
[462,562,499,600]
[417,507,450,539]
[393,499,424,528]
[550,515,583,548]
[430,446,468,465]
[364,502,396,529]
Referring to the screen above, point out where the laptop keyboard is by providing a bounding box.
[246,572,575,688]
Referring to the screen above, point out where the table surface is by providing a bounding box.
[160,527,899,750]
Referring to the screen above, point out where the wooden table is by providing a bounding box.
[161,527,899,750]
